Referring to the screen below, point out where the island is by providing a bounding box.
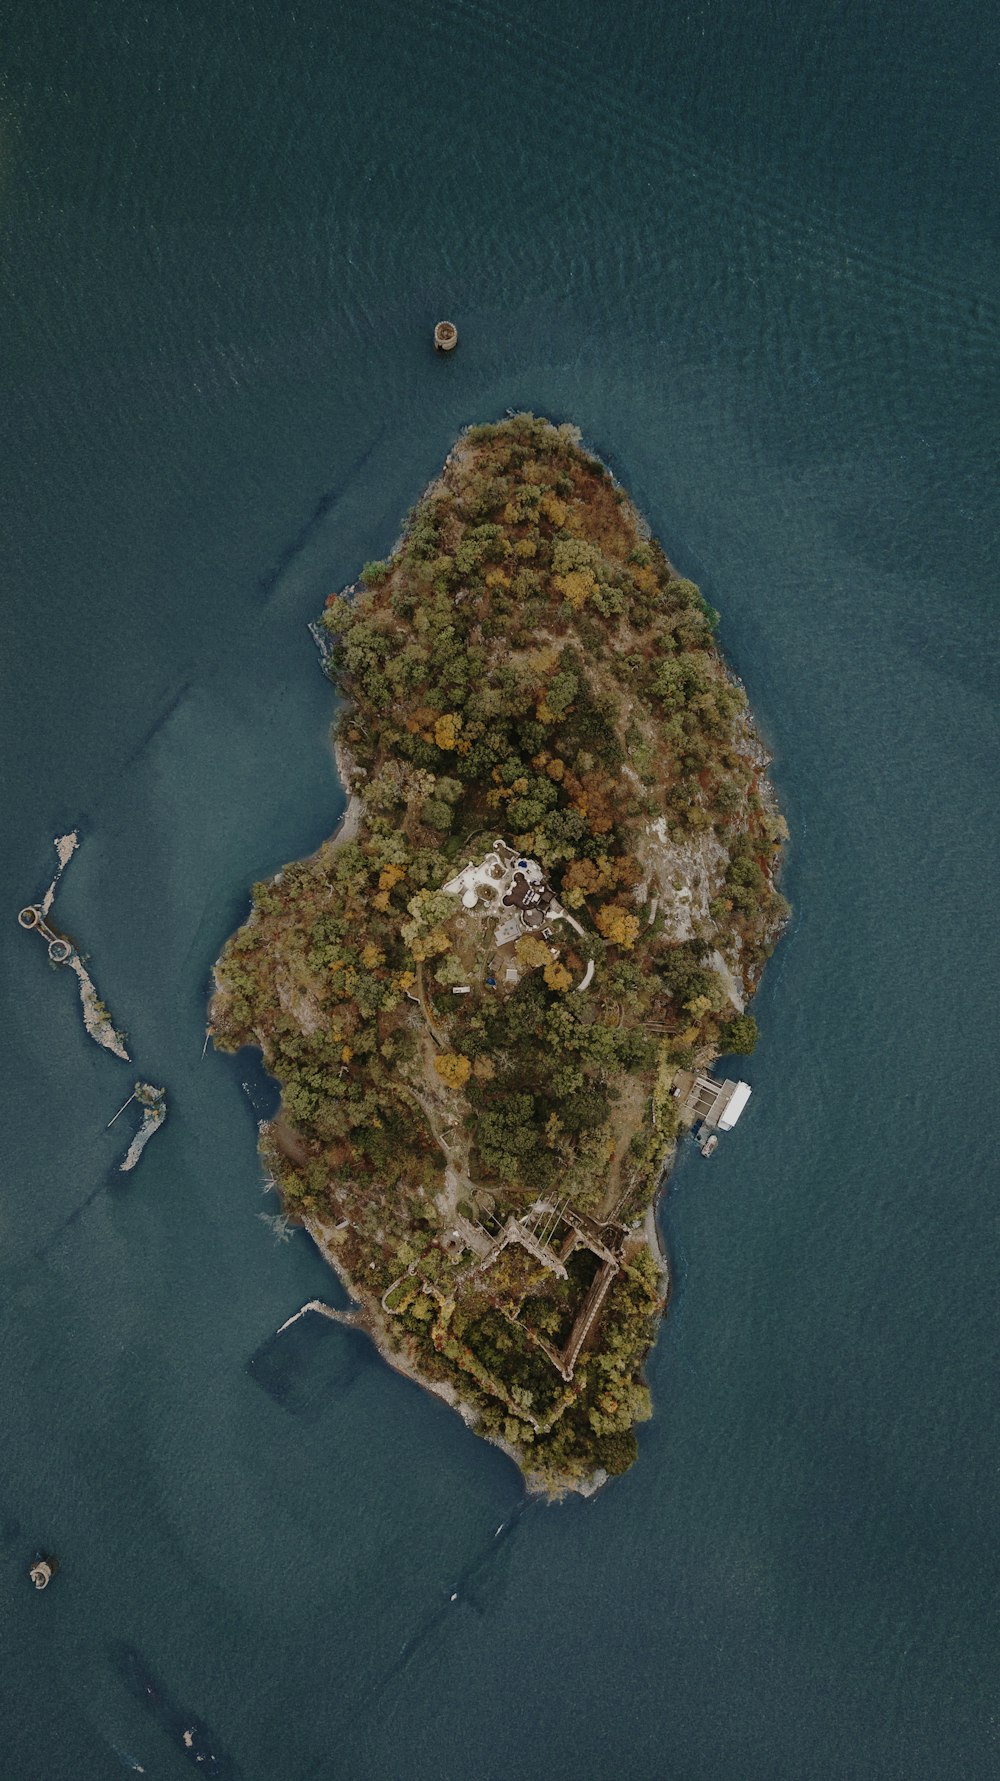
[117,1082,168,1173]
[18,832,130,1061]
[212,414,788,1494]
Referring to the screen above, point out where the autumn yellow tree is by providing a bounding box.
[543,960,572,992]
[434,1051,472,1089]
[408,925,451,962]
[433,712,462,750]
[562,855,611,907]
[552,567,596,610]
[595,904,641,949]
[515,935,551,969]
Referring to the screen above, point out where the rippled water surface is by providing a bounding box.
[2,3,998,1776]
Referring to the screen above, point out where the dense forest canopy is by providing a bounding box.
[213,415,787,1490]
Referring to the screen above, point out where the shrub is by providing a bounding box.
[593,1430,639,1475]
[361,560,390,586]
[719,1014,758,1055]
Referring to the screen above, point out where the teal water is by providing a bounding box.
[2,2,998,1775]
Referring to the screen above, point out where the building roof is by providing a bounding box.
[715,1080,752,1130]
[686,1074,752,1131]
[503,871,534,909]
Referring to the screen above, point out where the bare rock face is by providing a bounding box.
[639,817,730,941]
[213,415,788,1493]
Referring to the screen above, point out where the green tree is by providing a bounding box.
[719,1014,758,1055]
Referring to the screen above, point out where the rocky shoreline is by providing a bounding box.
[301,1211,610,1498]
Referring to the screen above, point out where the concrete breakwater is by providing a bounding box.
[276,1299,361,1334]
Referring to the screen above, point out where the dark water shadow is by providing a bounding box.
[0,1510,23,1551]
[323,1493,533,1753]
[247,1314,371,1423]
[109,1640,242,1779]
[257,428,386,601]
[31,1142,158,1262]
[32,1176,113,1263]
[114,679,194,780]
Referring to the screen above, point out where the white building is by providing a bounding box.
[441,839,593,988]
[686,1075,752,1132]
